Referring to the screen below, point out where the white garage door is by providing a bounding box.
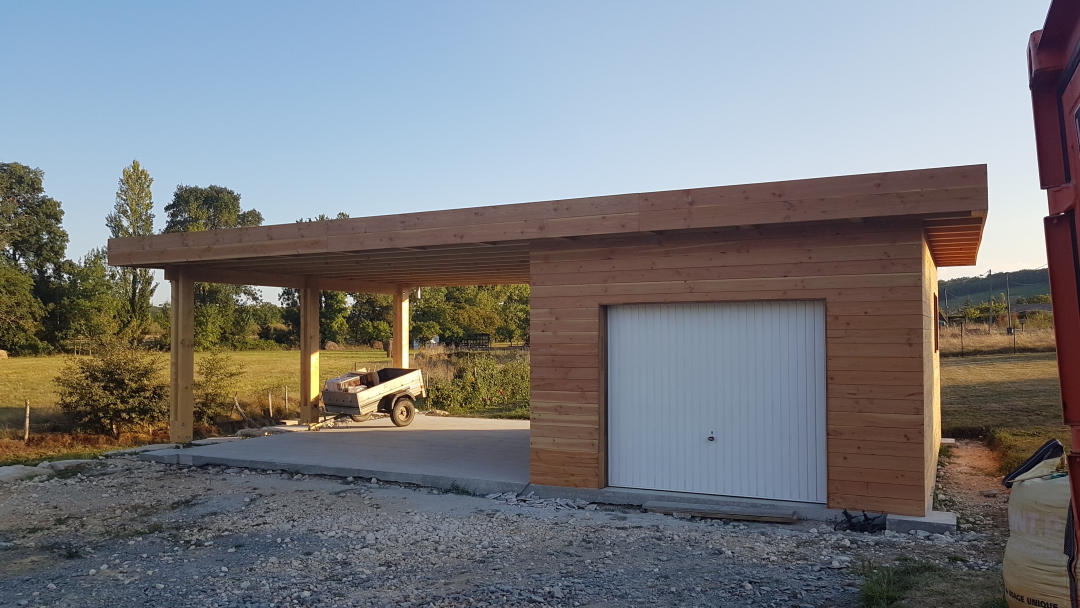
[607,301,827,503]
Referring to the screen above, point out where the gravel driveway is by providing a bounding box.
[0,456,1002,607]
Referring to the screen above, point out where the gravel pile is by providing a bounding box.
[0,456,1004,607]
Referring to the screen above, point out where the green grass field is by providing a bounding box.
[0,348,395,434]
[1,348,1066,474]
[941,351,1065,473]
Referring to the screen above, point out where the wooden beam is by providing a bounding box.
[393,286,410,368]
[165,266,305,288]
[107,165,987,269]
[161,266,397,293]
[169,269,195,442]
[299,277,321,424]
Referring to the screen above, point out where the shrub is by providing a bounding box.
[194,351,245,423]
[425,353,529,416]
[56,345,168,438]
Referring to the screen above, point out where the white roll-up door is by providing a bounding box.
[607,301,827,503]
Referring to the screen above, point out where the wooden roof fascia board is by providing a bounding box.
[109,165,987,270]
[197,253,529,271]
[193,259,530,279]
[322,212,642,253]
[637,186,986,232]
[327,193,642,236]
[201,263,531,279]
[191,246,531,268]
[276,271,532,284]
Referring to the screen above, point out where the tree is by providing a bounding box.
[163,184,264,349]
[0,163,68,278]
[194,351,245,423]
[321,291,349,346]
[0,260,45,354]
[106,160,158,343]
[41,249,121,346]
[56,344,169,438]
[278,287,352,347]
[0,162,70,353]
[347,292,393,345]
[164,185,263,233]
[494,285,530,344]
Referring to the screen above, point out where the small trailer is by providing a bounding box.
[320,368,426,427]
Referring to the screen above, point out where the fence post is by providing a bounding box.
[268,390,273,419]
[234,393,251,424]
[24,398,31,443]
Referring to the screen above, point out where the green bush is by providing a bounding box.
[425,353,529,417]
[194,351,245,422]
[56,345,168,438]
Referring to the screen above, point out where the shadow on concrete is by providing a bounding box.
[141,417,530,496]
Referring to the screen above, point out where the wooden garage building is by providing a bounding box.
[108,164,987,517]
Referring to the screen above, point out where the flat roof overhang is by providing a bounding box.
[108,165,988,290]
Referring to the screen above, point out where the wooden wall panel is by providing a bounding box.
[529,218,936,516]
[922,240,942,514]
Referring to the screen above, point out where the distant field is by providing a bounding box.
[0,348,394,434]
[941,351,1065,473]
[939,327,1056,357]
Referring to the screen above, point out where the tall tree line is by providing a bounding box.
[0,161,530,355]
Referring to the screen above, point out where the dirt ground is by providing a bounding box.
[936,441,1011,539]
[0,443,1008,608]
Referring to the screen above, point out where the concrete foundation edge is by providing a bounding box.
[524,484,845,521]
[137,449,956,532]
[885,511,958,535]
[137,449,527,497]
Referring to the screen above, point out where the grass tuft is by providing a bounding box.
[857,557,1006,607]
[858,558,940,607]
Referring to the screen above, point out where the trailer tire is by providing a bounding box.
[350,414,371,422]
[390,396,415,427]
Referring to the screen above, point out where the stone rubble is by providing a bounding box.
[0,455,1005,607]
[485,492,598,511]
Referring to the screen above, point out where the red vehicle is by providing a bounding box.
[1029,0,1080,551]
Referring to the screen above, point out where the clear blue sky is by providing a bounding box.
[2,1,1052,303]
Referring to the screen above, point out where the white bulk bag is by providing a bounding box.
[1002,439,1078,608]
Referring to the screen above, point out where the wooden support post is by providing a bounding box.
[393,286,410,368]
[24,398,30,443]
[299,278,321,424]
[169,270,195,442]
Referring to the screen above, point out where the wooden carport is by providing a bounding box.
[108,165,986,516]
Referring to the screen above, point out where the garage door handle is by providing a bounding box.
[708,433,715,442]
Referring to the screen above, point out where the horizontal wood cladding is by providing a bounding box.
[529,221,936,516]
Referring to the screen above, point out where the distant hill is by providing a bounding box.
[938,268,1050,307]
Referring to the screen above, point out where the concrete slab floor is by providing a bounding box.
[140,415,530,496]
[136,414,957,533]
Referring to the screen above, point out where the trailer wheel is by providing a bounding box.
[350,414,371,422]
[390,396,415,427]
